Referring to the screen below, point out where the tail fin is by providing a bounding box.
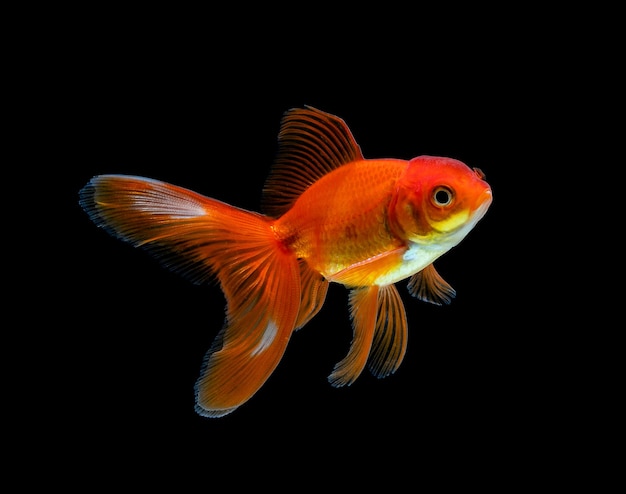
[79,174,301,417]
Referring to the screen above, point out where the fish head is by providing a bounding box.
[390,155,493,247]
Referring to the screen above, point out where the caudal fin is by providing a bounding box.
[79,174,301,416]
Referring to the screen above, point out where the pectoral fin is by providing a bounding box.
[327,248,406,287]
[407,263,456,305]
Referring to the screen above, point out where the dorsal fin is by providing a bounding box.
[262,106,364,217]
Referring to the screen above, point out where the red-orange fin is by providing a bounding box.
[407,263,456,305]
[294,260,329,330]
[79,174,256,284]
[262,106,365,217]
[328,286,379,387]
[79,174,301,417]
[367,284,408,378]
[195,247,300,417]
[327,247,406,288]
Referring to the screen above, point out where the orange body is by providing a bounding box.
[79,106,492,417]
[275,159,406,280]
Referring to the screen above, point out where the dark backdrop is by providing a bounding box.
[35,8,601,487]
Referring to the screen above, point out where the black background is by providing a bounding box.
[25,6,616,487]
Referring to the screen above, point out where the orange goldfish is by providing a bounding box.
[79,106,492,417]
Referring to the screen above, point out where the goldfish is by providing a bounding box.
[79,106,493,417]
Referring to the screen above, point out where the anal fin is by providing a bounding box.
[294,260,329,330]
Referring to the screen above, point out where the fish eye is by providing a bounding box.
[432,186,454,207]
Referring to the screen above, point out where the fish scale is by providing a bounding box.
[278,159,406,278]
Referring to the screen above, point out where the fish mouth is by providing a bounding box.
[472,187,493,220]
[478,187,493,208]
